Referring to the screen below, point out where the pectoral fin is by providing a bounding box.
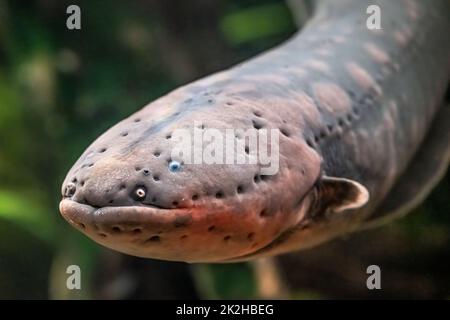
[315,176,370,215]
[364,103,450,228]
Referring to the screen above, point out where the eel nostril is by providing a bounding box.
[64,182,77,197]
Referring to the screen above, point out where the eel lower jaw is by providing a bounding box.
[58,199,275,263]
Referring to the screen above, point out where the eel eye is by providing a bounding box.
[135,188,146,199]
[168,160,181,172]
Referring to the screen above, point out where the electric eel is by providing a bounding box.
[59,0,450,263]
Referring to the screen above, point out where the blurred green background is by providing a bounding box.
[0,0,449,299]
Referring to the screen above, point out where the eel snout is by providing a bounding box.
[60,145,310,262]
[59,157,298,262]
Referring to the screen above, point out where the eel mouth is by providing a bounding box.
[59,199,286,263]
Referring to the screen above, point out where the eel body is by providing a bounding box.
[60,0,450,262]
